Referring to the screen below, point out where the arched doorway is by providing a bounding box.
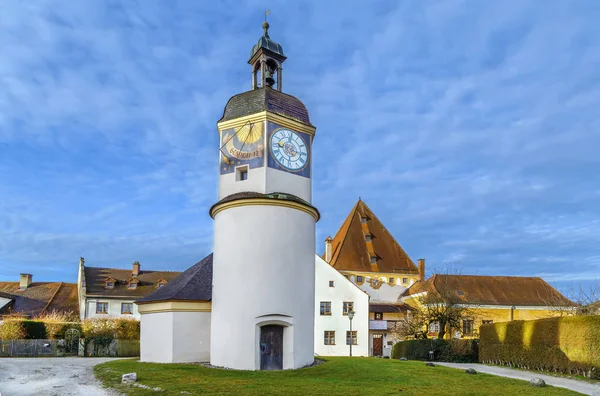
[259,325,283,370]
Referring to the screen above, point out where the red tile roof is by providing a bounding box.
[0,282,79,319]
[403,275,575,307]
[326,200,418,274]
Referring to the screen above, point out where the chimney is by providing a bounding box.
[19,273,32,289]
[132,261,140,277]
[418,259,425,281]
[325,236,333,263]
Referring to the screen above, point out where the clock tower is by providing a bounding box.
[209,21,318,370]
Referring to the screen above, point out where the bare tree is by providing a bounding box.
[397,269,476,340]
[543,280,600,316]
[567,281,600,315]
[417,278,476,339]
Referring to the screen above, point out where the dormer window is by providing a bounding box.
[127,277,139,290]
[104,277,117,289]
[155,278,168,289]
[365,234,372,242]
[370,256,378,264]
[360,216,368,224]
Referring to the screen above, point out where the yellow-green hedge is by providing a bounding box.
[480,316,600,379]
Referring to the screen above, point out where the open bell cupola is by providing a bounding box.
[249,21,286,91]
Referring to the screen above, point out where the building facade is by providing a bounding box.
[77,257,180,320]
[323,199,422,355]
[314,255,369,357]
[402,274,576,338]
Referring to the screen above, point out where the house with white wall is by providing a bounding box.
[77,257,181,320]
[314,256,369,357]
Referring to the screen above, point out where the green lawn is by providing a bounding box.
[94,357,580,395]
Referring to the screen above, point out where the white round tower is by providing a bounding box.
[209,21,318,370]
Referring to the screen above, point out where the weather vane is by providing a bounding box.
[265,8,271,22]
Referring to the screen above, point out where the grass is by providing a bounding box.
[94,357,582,395]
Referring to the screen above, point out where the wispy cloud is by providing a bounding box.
[1,1,599,289]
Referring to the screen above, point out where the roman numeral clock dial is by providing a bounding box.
[269,128,309,171]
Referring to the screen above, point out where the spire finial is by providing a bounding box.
[263,9,271,36]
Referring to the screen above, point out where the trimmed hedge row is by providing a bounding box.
[480,316,600,379]
[392,339,479,362]
[0,318,140,340]
[0,319,81,340]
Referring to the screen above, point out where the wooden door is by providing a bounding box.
[260,325,283,370]
[373,334,383,356]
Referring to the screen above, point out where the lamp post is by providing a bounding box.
[348,310,355,357]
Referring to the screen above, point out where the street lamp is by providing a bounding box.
[348,310,355,357]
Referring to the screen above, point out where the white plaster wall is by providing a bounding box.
[265,168,311,203]
[314,256,369,357]
[172,312,211,362]
[140,312,173,362]
[346,274,411,303]
[0,297,12,311]
[211,205,315,370]
[83,298,140,319]
[218,166,266,200]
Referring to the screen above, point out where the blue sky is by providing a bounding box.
[1,1,599,293]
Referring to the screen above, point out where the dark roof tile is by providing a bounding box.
[136,254,213,304]
[219,87,312,126]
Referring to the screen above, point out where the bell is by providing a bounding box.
[265,69,275,87]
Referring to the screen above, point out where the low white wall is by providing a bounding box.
[140,312,173,363]
[314,256,369,357]
[140,310,211,363]
[172,311,211,363]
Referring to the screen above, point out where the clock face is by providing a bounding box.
[269,128,309,171]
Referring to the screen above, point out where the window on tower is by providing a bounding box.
[236,166,249,181]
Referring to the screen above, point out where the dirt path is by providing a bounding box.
[0,357,120,396]
[435,362,600,396]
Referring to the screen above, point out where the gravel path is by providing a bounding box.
[0,357,120,396]
[435,362,600,395]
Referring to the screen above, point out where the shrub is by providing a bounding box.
[480,316,600,379]
[39,311,81,339]
[114,318,140,340]
[0,319,26,340]
[21,320,47,339]
[82,318,140,340]
[392,338,479,362]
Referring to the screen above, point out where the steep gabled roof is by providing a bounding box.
[0,282,79,319]
[403,275,575,307]
[136,254,213,304]
[326,200,418,274]
[84,267,181,298]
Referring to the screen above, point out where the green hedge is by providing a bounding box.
[480,316,600,379]
[392,339,479,362]
[0,320,82,340]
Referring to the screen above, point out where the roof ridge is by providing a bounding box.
[39,282,63,316]
[329,200,361,267]
[359,200,417,271]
